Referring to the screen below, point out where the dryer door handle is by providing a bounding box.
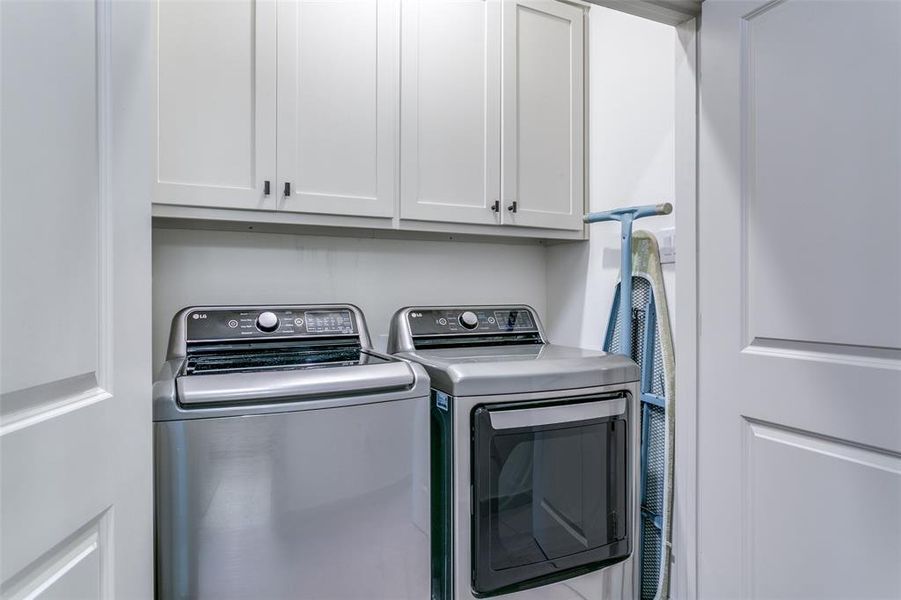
[488,397,626,430]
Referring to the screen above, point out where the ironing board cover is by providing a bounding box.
[604,231,675,600]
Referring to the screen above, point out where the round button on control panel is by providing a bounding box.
[459,311,479,330]
[256,311,280,332]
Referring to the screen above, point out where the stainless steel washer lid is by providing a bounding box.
[176,359,417,406]
[154,355,429,421]
[153,303,431,421]
[395,343,639,397]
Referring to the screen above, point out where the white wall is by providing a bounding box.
[546,7,676,347]
[152,229,547,367]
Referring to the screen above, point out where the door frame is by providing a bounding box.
[672,15,698,600]
[584,3,701,597]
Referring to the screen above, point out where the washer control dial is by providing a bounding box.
[459,311,479,330]
[256,311,280,332]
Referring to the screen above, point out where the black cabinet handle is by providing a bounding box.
[490,200,500,212]
[284,182,291,197]
[507,201,517,213]
[263,180,270,196]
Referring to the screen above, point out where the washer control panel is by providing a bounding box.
[408,307,538,336]
[186,307,358,341]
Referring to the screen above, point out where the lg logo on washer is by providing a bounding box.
[410,312,422,318]
[191,313,207,320]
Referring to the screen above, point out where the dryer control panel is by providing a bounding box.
[407,307,539,336]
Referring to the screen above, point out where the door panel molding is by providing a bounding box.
[97,0,114,398]
[1,0,114,435]
[738,0,901,350]
[0,509,112,600]
[746,419,901,477]
[743,337,901,371]
[0,374,110,437]
[1,0,112,403]
[742,418,901,598]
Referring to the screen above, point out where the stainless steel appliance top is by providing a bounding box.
[154,304,428,421]
[387,305,639,396]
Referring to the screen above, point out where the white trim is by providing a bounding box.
[674,15,699,600]
[17,538,98,600]
[0,384,111,437]
[744,337,901,371]
[151,202,587,241]
[96,0,113,395]
[2,510,113,600]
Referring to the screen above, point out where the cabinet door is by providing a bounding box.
[156,0,276,210]
[400,0,501,225]
[277,0,398,218]
[502,0,585,231]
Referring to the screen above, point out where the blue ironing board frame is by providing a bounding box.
[585,203,672,599]
[584,203,671,355]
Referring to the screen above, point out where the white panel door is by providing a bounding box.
[699,1,901,598]
[502,0,584,231]
[277,0,398,218]
[156,0,276,210]
[1,0,152,599]
[400,0,501,226]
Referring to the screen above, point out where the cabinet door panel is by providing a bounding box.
[502,0,584,231]
[156,0,276,210]
[400,0,501,225]
[278,0,398,218]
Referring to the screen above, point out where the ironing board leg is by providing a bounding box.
[619,215,634,355]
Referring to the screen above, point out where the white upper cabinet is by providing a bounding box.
[502,0,585,231]
[277,0,398,218]
[156,0,276,210]
[154,0,587,238]
[400,0,502,225]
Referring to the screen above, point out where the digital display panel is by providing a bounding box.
[303,310,355,334]
[493,310,535,331]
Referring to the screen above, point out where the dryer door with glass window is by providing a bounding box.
[471,395,631,596]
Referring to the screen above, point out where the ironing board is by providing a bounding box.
[604,231,675,600]
[584,205,675,600]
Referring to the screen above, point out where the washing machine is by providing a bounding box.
[153,304,431,599]
[387,305,640,600]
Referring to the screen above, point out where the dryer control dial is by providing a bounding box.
[256,311,280,332]
[459,311,479,329]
